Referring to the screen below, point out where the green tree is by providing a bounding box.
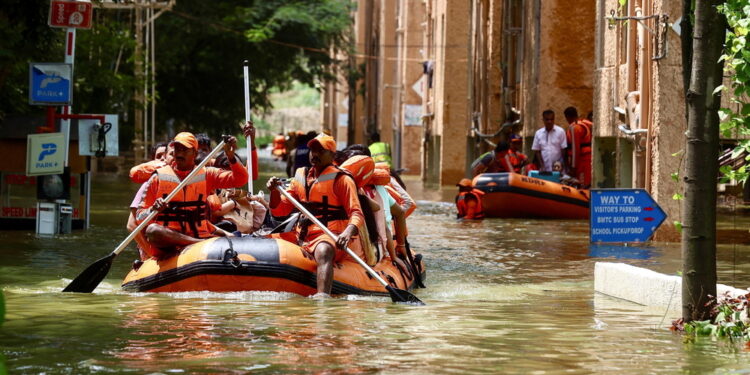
[680,0,727,322]
[154,0,354,138]
[0,0,62,118]
[717,0,750,184]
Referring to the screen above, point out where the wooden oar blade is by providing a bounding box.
[386,286,425,305]
[62,253,115,293]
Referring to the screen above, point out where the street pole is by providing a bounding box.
[62,28,76,168]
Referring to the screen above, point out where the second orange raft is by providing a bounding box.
[122,236,425,296]
[472,172,589,219]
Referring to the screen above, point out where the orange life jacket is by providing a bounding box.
[456,189,485,220]
[568,119,592,164]
[291,165,351,239]
[272,135,286,151]
[153,165,213,238]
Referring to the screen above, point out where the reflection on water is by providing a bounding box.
[1,162,750,373]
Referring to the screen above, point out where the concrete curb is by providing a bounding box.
[594,262,748,312]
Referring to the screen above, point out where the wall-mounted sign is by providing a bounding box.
[404,104,422,126]
[49,0,93,29]
[29,63,72,105]
[26,133,66,176]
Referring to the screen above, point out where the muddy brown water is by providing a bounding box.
[1,160,750,374]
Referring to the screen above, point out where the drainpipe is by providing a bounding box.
[636,3,654,193]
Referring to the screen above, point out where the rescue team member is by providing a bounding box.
[127,142,172,260]
[455,178,484,220]
[508,134,532,174]
[564,106,592,188]
[286,131,316,177]
[136,132,249,258]
[271,133,287,161]
[368,132,392,167]
[531,109,567,172]
[267,134,364,296]
[471,141,515,177]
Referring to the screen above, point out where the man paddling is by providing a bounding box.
[267,134,364,297]
[136,132,248,258]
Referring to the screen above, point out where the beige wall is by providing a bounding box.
[593,0,685,240]
[432,0,471,185]
[398,0,425,175]
[523,0,595,135]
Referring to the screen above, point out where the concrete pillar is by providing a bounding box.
[433,0,471,185]
[377,0,397,147]
[399,0,425,175]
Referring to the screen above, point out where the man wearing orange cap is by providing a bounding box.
[267,134,364,296]
[136,132,248,258]
[455,178,484,220]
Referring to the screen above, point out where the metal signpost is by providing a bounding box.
[590,189,667,243]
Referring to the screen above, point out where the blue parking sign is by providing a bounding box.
[29,63,72,105]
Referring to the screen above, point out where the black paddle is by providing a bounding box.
[275,185,425,305]
[62,140,228,293]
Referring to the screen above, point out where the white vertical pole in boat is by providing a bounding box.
[243,60,254,194]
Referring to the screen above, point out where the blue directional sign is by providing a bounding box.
[29,63,72,105]
[590,189,667,243]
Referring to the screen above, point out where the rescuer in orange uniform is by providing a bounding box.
[564,107,592,188]
[267,134,364,296]
[455,178,484,220]
[136,132,248,258]
[271,133,287,161]
[472,141,516,177]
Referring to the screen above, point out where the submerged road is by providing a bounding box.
[1,159,750,373]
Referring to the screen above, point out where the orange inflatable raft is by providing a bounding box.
[472,172,589,219]
[122,236,425,296]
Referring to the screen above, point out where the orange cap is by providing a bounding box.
[370,169,391,186]
[308,134,337,152]
[173,132,198,150]
[340,155,375,187]
[456,178,473,188]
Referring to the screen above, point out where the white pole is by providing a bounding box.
[62,28,75,167]
[243,60,253,194]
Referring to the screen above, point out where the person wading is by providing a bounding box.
[137,132,248,258]
[267,134,364,297]
[455,178,484,220]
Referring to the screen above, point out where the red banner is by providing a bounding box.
[48,0,93,29]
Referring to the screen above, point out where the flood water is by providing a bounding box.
[2,159,750,374]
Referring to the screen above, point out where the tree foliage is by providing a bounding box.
[0,0,354,143]
[155,0,353,138]
[0,0,62,119]
[718,0,750,183]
